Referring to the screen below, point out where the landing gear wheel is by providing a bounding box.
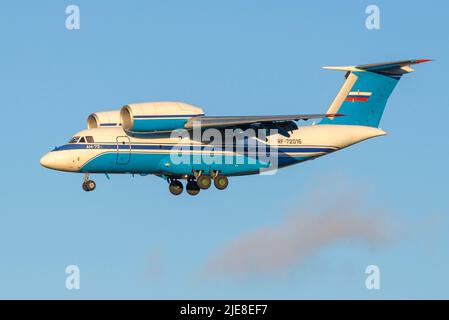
[83,180,96,192]
[169,180,183,196]
[186,180,200,196]
[214,175,228,190]
[197,175,211,190]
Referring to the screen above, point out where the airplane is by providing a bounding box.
[40,59,429,195]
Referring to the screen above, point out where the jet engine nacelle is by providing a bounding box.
[87,110,122,129]
[120,102,204,133]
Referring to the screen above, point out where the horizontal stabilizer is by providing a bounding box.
[323,59,432,75]
[357,59,432,72]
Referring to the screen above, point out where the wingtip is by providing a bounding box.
[325,113,345,118]
[415,59,433,64]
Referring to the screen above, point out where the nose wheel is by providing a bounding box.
[82,174,96,192]
[82,180,96,192]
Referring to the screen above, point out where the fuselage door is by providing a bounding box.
[116,136,131,164]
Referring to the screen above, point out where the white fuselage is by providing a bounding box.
[40,124,386,176]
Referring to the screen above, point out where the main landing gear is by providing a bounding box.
[169,180,183,196]
[166,171,229,196]
[197,175,212,190]
[186,179,200,196]
[213,174,228,190]
[82,174,96,192]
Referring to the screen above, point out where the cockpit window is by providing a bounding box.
[79,137,86,143]
[68,136,80,144]
[86,136,94,143]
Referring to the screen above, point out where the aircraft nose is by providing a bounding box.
[40,151,77,172]
[40,152,59,170]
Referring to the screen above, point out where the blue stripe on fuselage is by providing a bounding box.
[79,151,317,175]
[54,143,337,153]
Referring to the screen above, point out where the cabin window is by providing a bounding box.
[78,137,86,143]
[68,136,79,144]
[86,136,94,143]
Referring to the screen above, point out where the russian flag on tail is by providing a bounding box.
[345,91,372,102]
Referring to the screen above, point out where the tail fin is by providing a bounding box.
[319,59,431,127]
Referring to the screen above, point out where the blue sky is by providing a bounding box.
[0,0,448,299]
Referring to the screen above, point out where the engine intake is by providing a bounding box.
[87,110,122,129]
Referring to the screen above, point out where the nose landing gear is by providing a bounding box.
[82,174,96,192]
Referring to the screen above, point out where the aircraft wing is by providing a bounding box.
[184,114,344,130]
